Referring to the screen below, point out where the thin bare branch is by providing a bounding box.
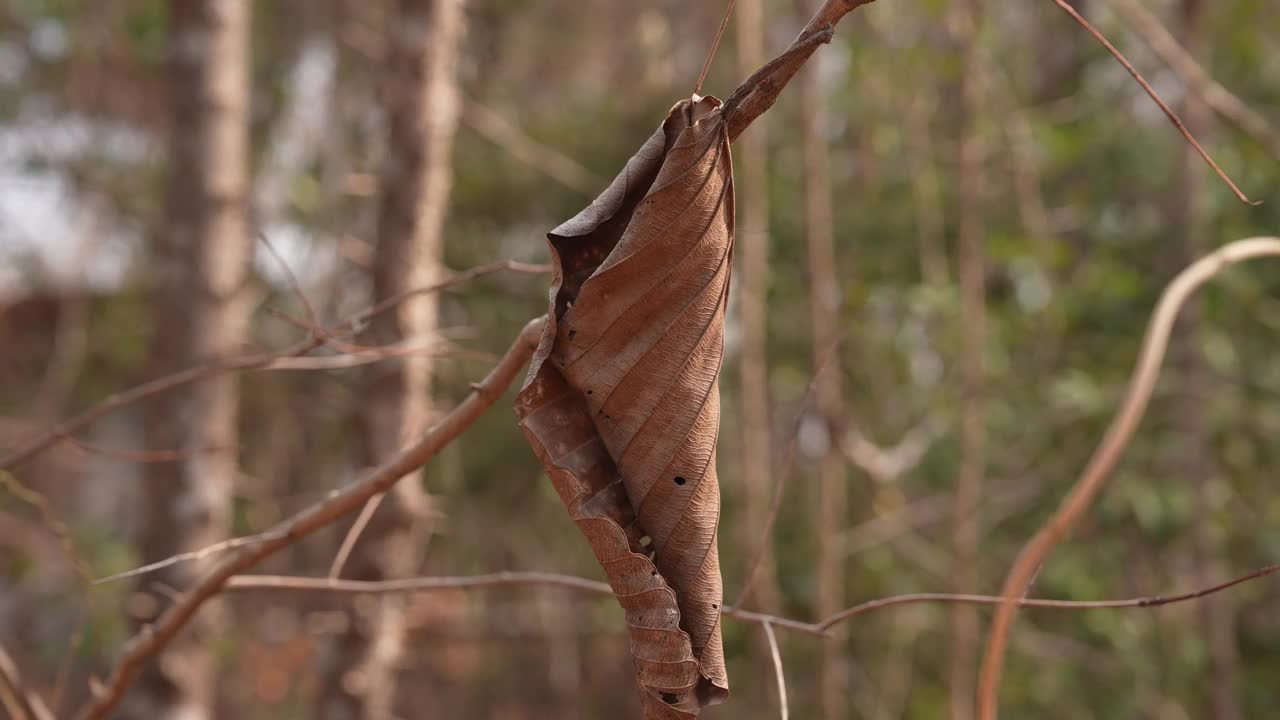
[0,338,322,473]
[219,556,1280,639]
[350,259,550,331]
[462,101,602,194]
[327,493,381,579]
[977,237,1280,720]
[762,622,789,720]
[723,0,880,141]
[0,259,548,473]
[1050,0,1257,205]
[92,535,269,586]
[0,470,92,583]
[0,645,54,720]
[65,438,229,464]
[694,0,739,96]
[1106,0,1280,160]
[227,570,825,636]
[75,316,545,720]
[258,231,318,329]
[816,560,1280,631]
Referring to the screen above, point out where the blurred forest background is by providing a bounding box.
[2,0,1279,718]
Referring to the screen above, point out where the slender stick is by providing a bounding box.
[1105,0,1280,160]
[723,0,880,141]
[220,557,1280,637]
[694,0,740,96]
[763,622,790,720]
[1050,0,1256,205]
[976,238,1280,720]
[0,645,54,720]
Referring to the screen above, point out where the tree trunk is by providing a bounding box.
[1176,1,1241,717]
[797,1,848,715]
[948,1,986,718]
[126,1,252,718]
[315,1,466,718]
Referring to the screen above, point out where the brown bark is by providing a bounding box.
[796,1,848,715]
[948,0,986,718]
[125,1,253,718]
[735,0,782,619]
[1175,1,1241,717]
[316,0,466,718]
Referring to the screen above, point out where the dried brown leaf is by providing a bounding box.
[515,95,733,717]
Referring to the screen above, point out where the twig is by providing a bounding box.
[219,557,1280,638]
[0,470,92,583]
[723,0,880,141]
[91,535,270,586]
[64,436,229,464]
[0,337,322,473]
[0,258,549,474]
[327,493,381,579]
[976,237,1280,720]
[762,622,789,720]
[0,645,54,720]
[462,101,602,195]
[226,571,824,637]
[258,231,318,329]
[1050,0,1257,205]
[74,317,545,720]
[816,560,1280,631]
[694,0,739,96]
[1105,0,1280,160]
[263,342,488,371]
[351,260,549,331]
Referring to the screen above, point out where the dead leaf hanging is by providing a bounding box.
[515,94,733,718]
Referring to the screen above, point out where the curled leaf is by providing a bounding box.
[515,95,733,717]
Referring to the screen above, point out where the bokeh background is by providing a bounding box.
[2,0,1279,718]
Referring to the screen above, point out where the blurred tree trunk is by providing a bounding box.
[1175,1,1241,717]
[735,0,782,618]
[316,1,465,718]
[797,0,848,715]
[126,1,252,718]
[948,0,986,718]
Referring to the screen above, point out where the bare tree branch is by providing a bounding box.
[0,645,54,720]
[462,100,602,195]
[977,237,1280,720]
[723,0,880,141]
[0,259,548,474]
[1050,0,1257,205]
[74,316,545,720]
[1106,0,1280,160]
[762,622,789,720]
[217,556,1280,637]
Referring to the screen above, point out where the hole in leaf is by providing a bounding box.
[674,476,687,486]
[586,389,593,395]
[661,693,678,705]
[651,570,658,576]
[712,603,718,609]
[567,329,577,339]
[640,535,652,547]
